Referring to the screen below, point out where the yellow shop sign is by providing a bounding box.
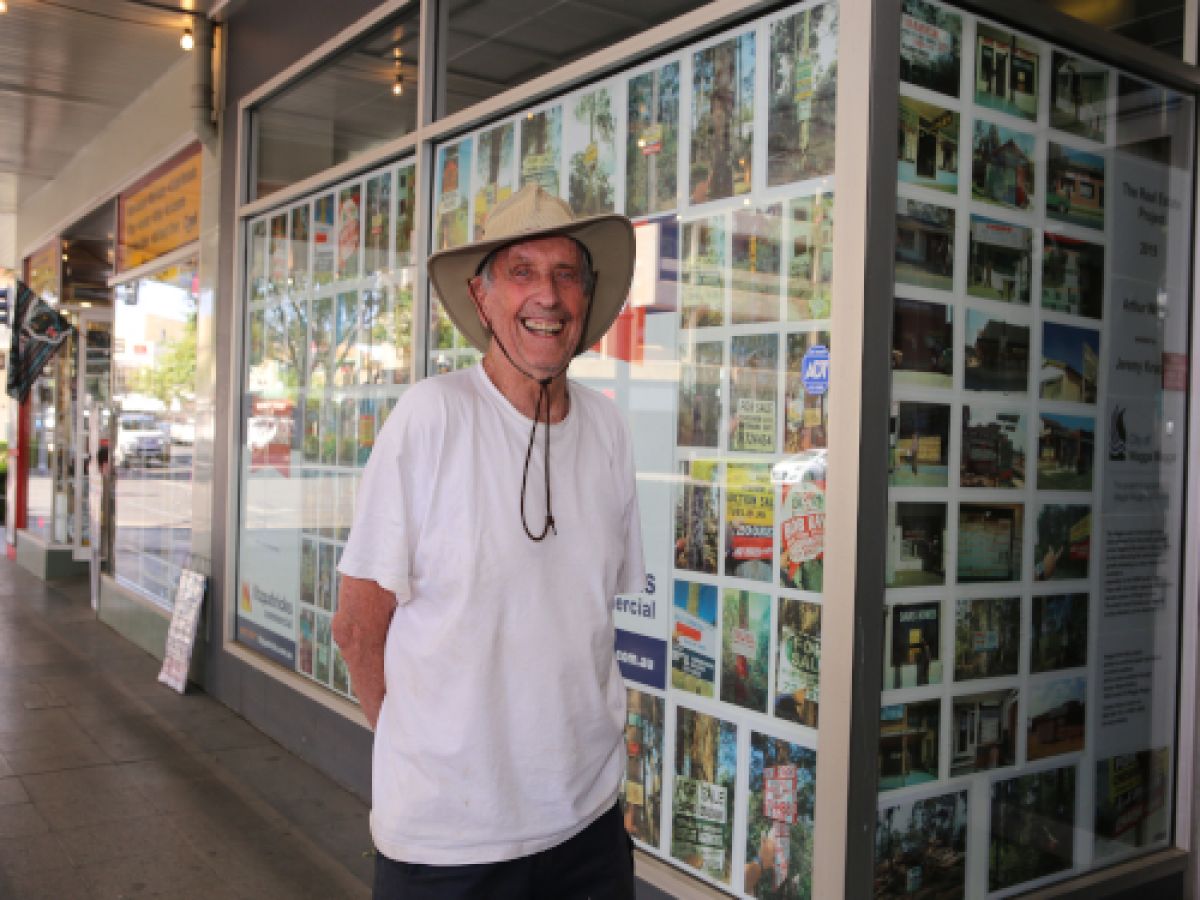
[119,144,202,271]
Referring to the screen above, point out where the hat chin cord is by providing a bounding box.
[480,284,596,543]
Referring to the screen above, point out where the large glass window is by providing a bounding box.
[237,161,417,698]
[880,2,1194,894]
[251,8,421,201]
[429,4,838,893]
[111,262,199,606]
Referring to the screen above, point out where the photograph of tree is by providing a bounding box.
[786,192,834,320]
[785,330,830,452]
[1094,748,1170,860]
[519,106,562,194]
[677,339,723,448]
[1047,142,1106,231]
[1042,232,1104,319]
[1038,413,1094,490]
[248,218,267,297]
[964,310,1030,394]
[989,765,1076,891]
[332,645,350,695]
[627,62,681,218]
[875,790,967,899]
[313,193,335,284]
[674,459,720,574]
[950,688,1018,776]
[745,732,817,898]
[624,688,665,848]
[731,204,782,324]
[300,539,316,608]
[672,579,718,698]
[298,608,314,676]
[890,401,950,488]
[720,589,771,712]
[336,183,361,279]
[1027,675,1087,761]
[672,706,737,884]
[899,0,961,97]
[267,211,287,288]
[434,140,471,251]
[681,215,726,327]
[690,32,755,203]
[895,199,954,290]
[886,501,946,588]
[884,601,941,689]
[364,171,391,275]
[473,123,515,240]
[1031,593,1088,672]
[395,164,416,265]
[1041,321,1100,403]
[975,24,1040,121]
[1035,504,1091,581]
[960,406,1025,488]
[898,96,959,193]
[955,595,1022,681]
[971,120,1036,211]
[567,86,617,216]
[725,463,774,582]
[958,502,1024,583]
[1051,51,1109,142]
[289,203,310,287]
[775,597,821,728]
[892,297,953,388]
[878,701,939,790]
[730,334,779,453]
[767,4,838,186]
[314,612,331,683]
[779,468,825,592]
[968,215,1032,303]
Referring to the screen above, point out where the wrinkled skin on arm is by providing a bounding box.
[331,576,397,730]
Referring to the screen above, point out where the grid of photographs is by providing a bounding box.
[879,1,1169,895]
[241,162,417,700]
[417,4,838,895]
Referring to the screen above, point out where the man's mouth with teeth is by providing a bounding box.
[522,318,564,336]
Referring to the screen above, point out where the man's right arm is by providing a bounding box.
[332,575,397,730]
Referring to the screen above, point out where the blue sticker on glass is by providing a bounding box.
[801,344,830,396]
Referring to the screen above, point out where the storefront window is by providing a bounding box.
[251,8,421,201]
[237,161,417,697]
[111,262,199,606]
[879,2,1194,894]
[23,239,63,542]
[430,4,837,892]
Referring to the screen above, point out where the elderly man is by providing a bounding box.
[333,184,644,899]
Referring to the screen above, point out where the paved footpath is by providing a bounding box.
[0,557,371,899]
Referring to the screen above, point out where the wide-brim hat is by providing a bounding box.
[427,184,635,354]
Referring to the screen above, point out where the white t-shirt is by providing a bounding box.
[337,365,645,865]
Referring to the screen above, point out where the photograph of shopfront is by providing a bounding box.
[213,0,1200,896]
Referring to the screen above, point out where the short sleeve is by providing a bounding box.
[337,405,416,604]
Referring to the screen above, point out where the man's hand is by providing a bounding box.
[332,576,397,729]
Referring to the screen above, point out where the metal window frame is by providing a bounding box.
[222,0,1200,896]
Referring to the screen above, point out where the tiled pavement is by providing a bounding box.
[0,558,372,899]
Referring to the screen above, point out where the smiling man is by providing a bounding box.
[332,185,644,899]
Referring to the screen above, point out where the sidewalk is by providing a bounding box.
[0,557,372,899]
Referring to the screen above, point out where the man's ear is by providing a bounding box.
[468,276,492,336]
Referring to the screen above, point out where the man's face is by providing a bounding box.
[469,236,591,380]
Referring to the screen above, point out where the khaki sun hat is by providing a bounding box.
[427,184,636,354]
